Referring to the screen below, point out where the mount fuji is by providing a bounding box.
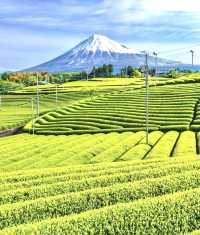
[24,34,181,73]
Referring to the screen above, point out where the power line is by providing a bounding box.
[158,42,200,55]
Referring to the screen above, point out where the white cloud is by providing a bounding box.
[103,0,200,13]
[141,0,200,12]
[101,0,200,23]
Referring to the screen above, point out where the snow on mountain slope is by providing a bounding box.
[24,34,181,73]
[71,34,139,54]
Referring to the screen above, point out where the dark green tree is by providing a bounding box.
[108,64,113,76]
[167,69,179,78]
[1,72,9,80]
[81,71,88,80]
[127,66,133,77]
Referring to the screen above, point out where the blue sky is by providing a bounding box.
[1,0,200,72]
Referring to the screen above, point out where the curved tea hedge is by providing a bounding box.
[26,83,200,135]
[3,75,200,133]
[0,86,121,131]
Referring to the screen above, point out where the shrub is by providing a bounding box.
[1,170,200,229]
[2,187,200,235]
[146,131,179,159]
[1,160,200,205]
[173,131,196,156]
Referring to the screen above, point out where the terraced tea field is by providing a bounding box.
[27,83,200,134]
[14,77,168,94]
[1,78,149,131]
[14,74,200,94]
[2,75,200,132]
[0,88,118,131]
[0,130,198,171]
[2,75,200,234]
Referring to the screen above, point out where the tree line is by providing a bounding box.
[0,72,81,86]
[120,66,143,78]
[81,64,145,79]
[1,64,188,86]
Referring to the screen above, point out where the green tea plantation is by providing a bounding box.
[1,76,200,234]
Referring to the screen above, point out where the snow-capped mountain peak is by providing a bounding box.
[71,34,139,54]
[24,34,180,73]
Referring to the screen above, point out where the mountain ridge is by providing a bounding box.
[24,34,181,73]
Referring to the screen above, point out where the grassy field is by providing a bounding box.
[1,74,200,234]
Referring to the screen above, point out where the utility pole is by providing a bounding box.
[93,67,96,79]
[31,97,35,135]
[47,73,50,95]
[153,52,158,77]
[0,87,4,111]
[36,73,40,117]
[144,52,149,145]
[190,50,194,68]
[55,84,58,108]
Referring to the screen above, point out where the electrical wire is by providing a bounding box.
[157,43,200,57]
